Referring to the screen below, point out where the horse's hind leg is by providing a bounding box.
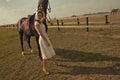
[19,31,24,56]
[27,36,33,53]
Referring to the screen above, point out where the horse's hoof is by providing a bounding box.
[30,49,33,53]
[22,52,24,56]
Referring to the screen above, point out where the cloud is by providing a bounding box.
[6,0,11,2]
[0,6,35,25]
[0,0,120,25]
[52,0,114,17]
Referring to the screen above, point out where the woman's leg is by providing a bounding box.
[42,59,49,74]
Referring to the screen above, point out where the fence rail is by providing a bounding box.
[50,14,120,26]
[0,14,120,28]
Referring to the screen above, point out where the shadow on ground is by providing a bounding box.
[55,48,120,75]
[58,64,120,75]
[55,48,120,62]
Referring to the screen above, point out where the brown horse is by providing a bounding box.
[17,0,51,60]
[17,14,41,58]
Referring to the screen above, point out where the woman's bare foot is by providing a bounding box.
[42,68,50,75]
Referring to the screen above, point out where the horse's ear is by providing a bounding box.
[28,15,31,18]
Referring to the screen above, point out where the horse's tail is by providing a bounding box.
[17,17,29,41]
[16,20,22,32]
[16,20,20,30]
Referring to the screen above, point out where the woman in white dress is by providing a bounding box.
[34,10,58,74]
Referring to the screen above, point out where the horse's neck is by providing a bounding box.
[38,0,48,12]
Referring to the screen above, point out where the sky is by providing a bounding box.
[0,0,120,25]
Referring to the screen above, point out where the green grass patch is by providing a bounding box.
[0,27,120,80]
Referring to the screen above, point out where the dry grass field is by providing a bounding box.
[52,14,120,26]
[0,25,120,80]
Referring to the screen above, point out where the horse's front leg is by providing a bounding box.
[19,31,24,56]
[27,36,33,53]
[35,35,42,61]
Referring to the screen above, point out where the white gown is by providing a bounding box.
[35,21,56,59]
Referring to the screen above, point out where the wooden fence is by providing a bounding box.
[0,14,120,28]
[50,14,120,26]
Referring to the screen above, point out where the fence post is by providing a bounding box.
[61,19,64,26]
[56,19,60,31]
[86,17,89,32]
[105,15,109,25]
[77,18,80,25]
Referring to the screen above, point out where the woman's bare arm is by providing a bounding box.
[35,23,50,46]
